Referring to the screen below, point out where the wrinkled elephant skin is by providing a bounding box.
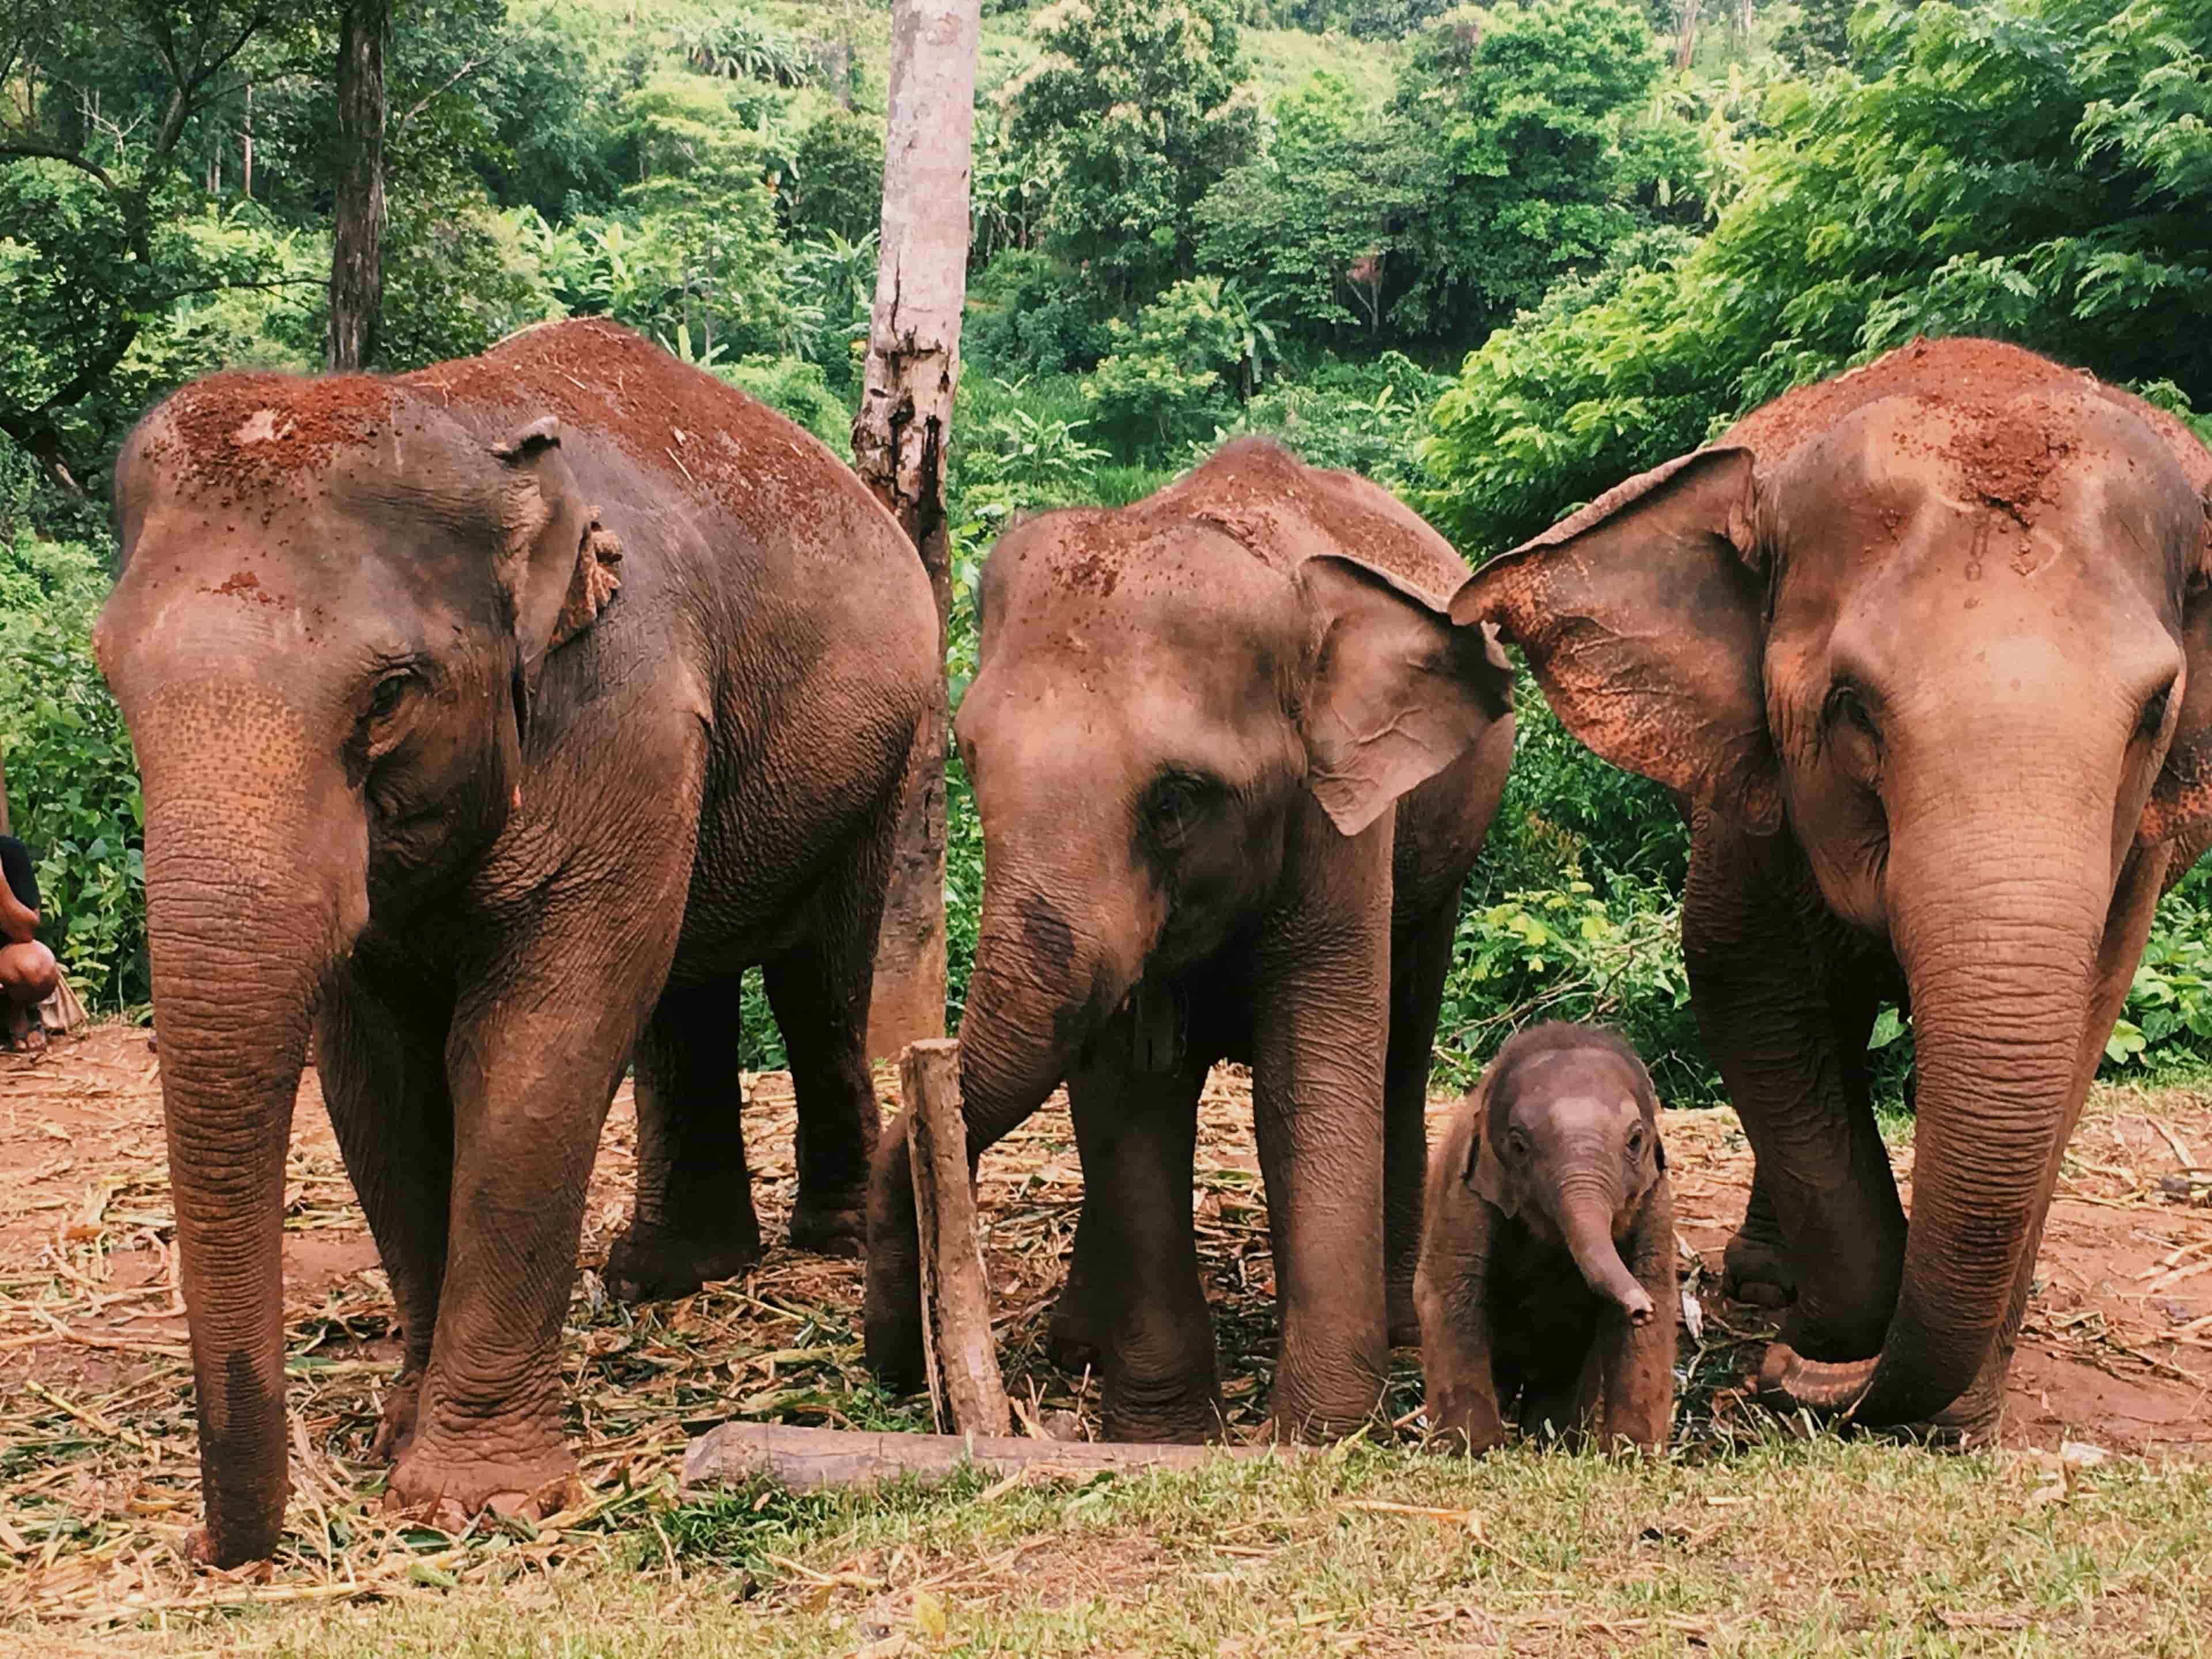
[1453,338,2212,1437]
[98,318,937,1565]
[866,437,1517,1444]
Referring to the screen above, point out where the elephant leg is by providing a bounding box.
[1047,1192,1109,1376]
[1721,1168,1792,1308]
[1596,1177,1678,1452]
[1067,1046,1220,1442]
[316,951,453,1463]
[766,828,892,1257]
[1683,817,1903,1362]
[391,911,671,1523]
[1385,897,1457,1347]
[605,978,762,1303]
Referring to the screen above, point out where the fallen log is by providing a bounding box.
[680,1421,1304,1493]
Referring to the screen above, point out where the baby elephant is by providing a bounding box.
[1417,1023,1676,1452]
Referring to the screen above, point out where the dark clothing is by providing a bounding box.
[0,836,37,913]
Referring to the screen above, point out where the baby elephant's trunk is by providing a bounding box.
[1559,1192,1654,1326]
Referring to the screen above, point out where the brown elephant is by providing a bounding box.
[1416,1023,1675,1453]
[1450,337,2212,1437]
[865,437,1516,1442]
[96,318,937,1565]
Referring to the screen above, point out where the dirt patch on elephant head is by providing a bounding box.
[155,373,399,497]
[1720,336,2127,531]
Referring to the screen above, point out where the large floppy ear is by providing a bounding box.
[1449,447,1779,833]
[1466,1119,1517,1218]
[1297,555,1514,837]
[2134,412,2212,857]
[491,416,624,687]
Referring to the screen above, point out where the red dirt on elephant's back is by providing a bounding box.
[161,374,397,494]
[404,317,865,536]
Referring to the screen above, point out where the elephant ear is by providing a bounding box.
[1461,1094,1518,1219]
[1296,555,1514,838]
[1449,447,1781,834]
[491,416,624,686]
[2135,435,2212,859]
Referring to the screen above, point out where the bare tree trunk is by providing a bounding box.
[1674,0,1703,70]
[243,84,254,201]
[0,742,12,837]
[902,1040,1013,1436]
[853,0,979,1059]
[327,0,388,373]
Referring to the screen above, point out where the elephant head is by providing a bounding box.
[95,377,620,1565]
[864,439,1512,1384]
[1465,1025,1664,1325]
[1451,338,2212,1426]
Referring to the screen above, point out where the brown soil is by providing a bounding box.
[3,1024,2209,1623]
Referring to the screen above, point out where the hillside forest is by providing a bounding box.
[3,0,2210,1096]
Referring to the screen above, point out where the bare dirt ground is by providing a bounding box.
[2,1022,2209,1635]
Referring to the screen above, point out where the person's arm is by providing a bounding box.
[0,838,41,945]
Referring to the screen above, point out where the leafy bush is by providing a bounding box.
[1085,276,1278,454]
[0,535,145,1007]
[1421,0,2212,555]
[964,251,1112,380]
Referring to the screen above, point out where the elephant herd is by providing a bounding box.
[93,318,2212,1566]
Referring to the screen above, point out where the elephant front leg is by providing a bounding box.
[1247,806,1393,1441]
[1684,819,1904,1362]
[1384,899,1457,1346]
[391,932,660,1524]
[1067,1048,1221,1442]
[1047,1193,1109,1377]
[315,952,454,1464]
[1596,1176,1679,1452]
[607,977,763,1303]
[1414,1239,1507,1453]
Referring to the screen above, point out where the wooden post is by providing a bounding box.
[853,0,980,1059]
[902,1038,1011,1437]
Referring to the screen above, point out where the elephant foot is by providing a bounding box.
[387,1439,580,1532]
[786,1190,867,1259]
[1046,1282,1107,1376]
[1721,1222,1796,1310]
[369,1369,425,1464]
[1102,1395,1224,1445]
[604,1217,762,1302]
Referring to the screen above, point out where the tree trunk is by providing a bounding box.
[1673,0,1702,70]
[902,1039,1013,1436]
[327,0,388,373]
[852,0,979,1059]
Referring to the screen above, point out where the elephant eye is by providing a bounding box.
[367,669,415,722]
[1506,1127,1533,1160]
[1825,682,1880,741]
[1145,771,1217,846]
[2140,680,2175,740]
[1626,1124,1646,1161]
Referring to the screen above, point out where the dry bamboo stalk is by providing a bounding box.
[902,1038,1012,1437]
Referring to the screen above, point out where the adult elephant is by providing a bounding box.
[865,438,1516,1441]
[1450,338,2212,1438]
[97,318,937,1565]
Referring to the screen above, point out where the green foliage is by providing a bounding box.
[672,13,819,88]
[1421,0,2212,555]
[964,249,1111,377]
[372,192,559,372]
[778,109,884,244]
[1084,275,1277,452]
[1008,0,1262,300]
[1187,351,1445,484]
[0,534,145,1007]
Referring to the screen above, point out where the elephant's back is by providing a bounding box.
[1141,435,1471,608]
[407,317,916,589]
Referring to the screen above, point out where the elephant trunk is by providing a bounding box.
[1556,1181,1653,1326]
[1764,800,2106,1427]
[863,870,1147,1388]
[135,703,366,1565]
